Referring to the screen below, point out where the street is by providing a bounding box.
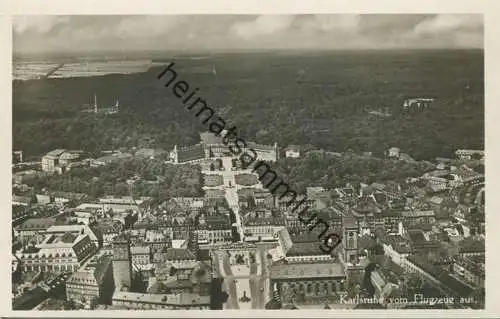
[215,245,272,309]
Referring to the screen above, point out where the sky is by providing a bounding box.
[12,14,484,54]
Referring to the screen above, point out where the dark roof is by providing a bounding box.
[407,230,427,243]
[382,209,403,218]
[16,217,56,230]
[165,248,196,261]
[50,191,87,200]
[286,242,328,257]
[406,222,433,232]
[61,232,77,243]
[314,208,342,222]
[459,238,485,253]
[164,279,194,289]
[247,141,275,151]
[354,196,381,214]
[113,232,131,243]
[406,255,474,296]
[93,255,113,285]
[177,144,205,163]
[96,220,123,234]
[270,262,345,279]
[244,216,285,227]
[68,254,113,286]
[202,215,231,230]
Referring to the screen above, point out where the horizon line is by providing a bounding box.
[12,47,484,57]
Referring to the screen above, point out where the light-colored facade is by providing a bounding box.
[285,145,301,158]
[16,233,97,272]
[170,132,278,164]
[44,224,101,249]
[41,149,83,173]
[388,147,400,158]
[455,149,484,160]
[66,254,115,305]
[131,246,151,266]
[453,257,485,288]
[243,211,285,241]
[112,291,210,310]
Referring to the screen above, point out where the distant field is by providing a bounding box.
[13,50,484,160]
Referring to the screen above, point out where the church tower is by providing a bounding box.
[342,215,359,266]
[112,234,132,291]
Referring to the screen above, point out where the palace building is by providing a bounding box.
[169,131,278,164]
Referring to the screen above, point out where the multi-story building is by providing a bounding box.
[16,232,97,272]
[14,218,56,244]
[98,196,151,207]
[170,144,206,164]
[44,224,101,249]
[195,213,232,245]
[66,254,115,305]
[381,210,404,235]
[156,248,197,268]
[458,238,485,257]
[242,209,285,242]
[402,255,475,298]
[376,233,412,266]
[401,210,436,228]
[41,149,83,173]
[270,262,347,306]
[41,149,66,173]
[170,132,278,164]
[405,230,441,254]
[111,291,211,310]
[94,219,123,247]
[452,256,485,288]
[247,141,279,162]
[131,246,151,266]
[285,145,301,158]
[273,228,338,263]
[370,268,400,301]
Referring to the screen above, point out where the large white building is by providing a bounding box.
[41,149,84,173]
[16,232,97,272]
[455,149,484,160]
[170,132,278,164]
[44,224,101,248]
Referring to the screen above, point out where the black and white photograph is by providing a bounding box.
[7,9,491,315]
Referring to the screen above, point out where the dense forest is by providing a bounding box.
[273,152,435,193]
[13,50,484,160]
[24,159,203,201]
